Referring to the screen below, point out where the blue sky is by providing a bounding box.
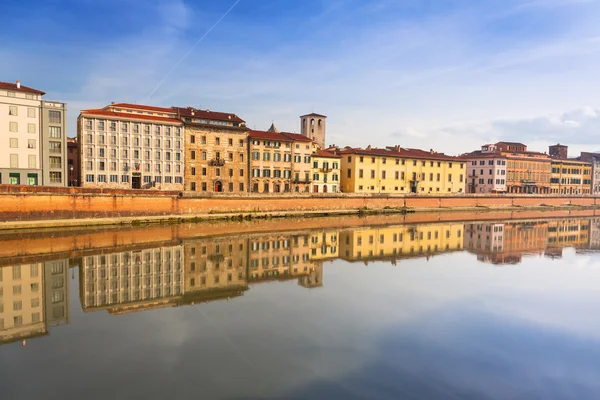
[2,0,600,154]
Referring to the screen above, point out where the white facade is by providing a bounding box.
[0,82,43,185]
[78,104,185,190]
[465,156,507,193]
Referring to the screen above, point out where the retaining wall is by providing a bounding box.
[0,185,598,221]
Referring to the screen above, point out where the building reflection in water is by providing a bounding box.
[464,218,594,264]
[0,259,69,346]
[2,216,597,348]
[79,246,184,315]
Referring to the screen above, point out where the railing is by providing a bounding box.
[209,159,226,166]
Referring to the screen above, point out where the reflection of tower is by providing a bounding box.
[298,262,323,288]
[300,113,326,149]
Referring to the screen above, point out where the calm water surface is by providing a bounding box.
[2,217,600,399]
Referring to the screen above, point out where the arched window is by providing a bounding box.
[311,119,315,126]
[302,119,306,128]
[318,119,322,127]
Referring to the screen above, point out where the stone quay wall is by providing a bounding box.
[0,184,598,221]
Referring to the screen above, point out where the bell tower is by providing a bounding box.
[300,113,327,149]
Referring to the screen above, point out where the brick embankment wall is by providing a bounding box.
[0,184,598,221]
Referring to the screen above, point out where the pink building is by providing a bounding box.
[461,145,507,193]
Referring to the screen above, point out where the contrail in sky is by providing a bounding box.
[146,0,242,100]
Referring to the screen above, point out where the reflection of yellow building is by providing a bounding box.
[310,230,339,261]
[182,237,248,304]
[80,246,184,314]
[339,223,464,263]
[547,219,590,256]
[0,260,69,345]
[248,233,318,281]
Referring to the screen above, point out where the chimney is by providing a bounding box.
[430,149,434,154]
[366,145,372,150]
[16,80,21,89]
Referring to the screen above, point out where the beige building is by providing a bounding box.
[174,106,249,193]
[77,103,184,190]
[311,149,341,193]
[248,129,318,193]
[0,80,67,186]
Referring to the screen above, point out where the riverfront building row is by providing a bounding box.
[3,79,598,195]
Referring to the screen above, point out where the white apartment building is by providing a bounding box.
[0,80,67,186]
[77,103,184,190]
[461,147,507,193]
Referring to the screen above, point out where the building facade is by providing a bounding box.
[174,107,248,193]
[338,145,465,194]
[311,149,341,193]
[547,145,592,195]
[0,80,67,186]
[248,130,318,193]
[491,142,552,194]
[461,149,507,193]
[550,159,591,195]
[300,113,327,149]
[579,152,600,194]
[67,137,80,186]
[77,103,184,190]
[41,101,68,186]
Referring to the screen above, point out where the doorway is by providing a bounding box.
[132,176,141,189]
[214,181,223,192]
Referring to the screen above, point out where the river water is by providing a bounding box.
[1,214,600,399]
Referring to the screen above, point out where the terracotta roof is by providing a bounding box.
[313,149,341,159]
[338,146,461,161]
[0,81,45,95]
[458,151,506,159]
[109,103,175,114]
[80,109,182,124]
[281,132,314,142]
[496,141,526,147]
[249,130,292,141]
[173,106,245,123]
[300,113,327,118]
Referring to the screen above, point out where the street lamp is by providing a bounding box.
[69,165,74,187]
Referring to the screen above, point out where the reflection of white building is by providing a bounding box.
[80,245,184,314]
[464,223,506,263]
[0,259,70,346]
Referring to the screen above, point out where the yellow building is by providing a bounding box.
[550,159,592,195]
[248,129,319,193]
[339,223,464,264]
[311,150,341,193]
[337,145,465,194]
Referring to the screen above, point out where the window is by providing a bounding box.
[10,154,18,168]
[49,156,61,169]
[49,110,61,123]
[9,106,17,115]
[9,121,17,132]
[49,142,62,154]
[48,126,61,138]
[9,138,18,148]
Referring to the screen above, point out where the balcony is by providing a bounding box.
[209,158,226,167]
[292,179,312,184]
[320,167,333,173]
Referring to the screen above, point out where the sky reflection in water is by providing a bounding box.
[1,217,600,399]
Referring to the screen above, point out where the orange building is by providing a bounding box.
[488,142,552,194]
